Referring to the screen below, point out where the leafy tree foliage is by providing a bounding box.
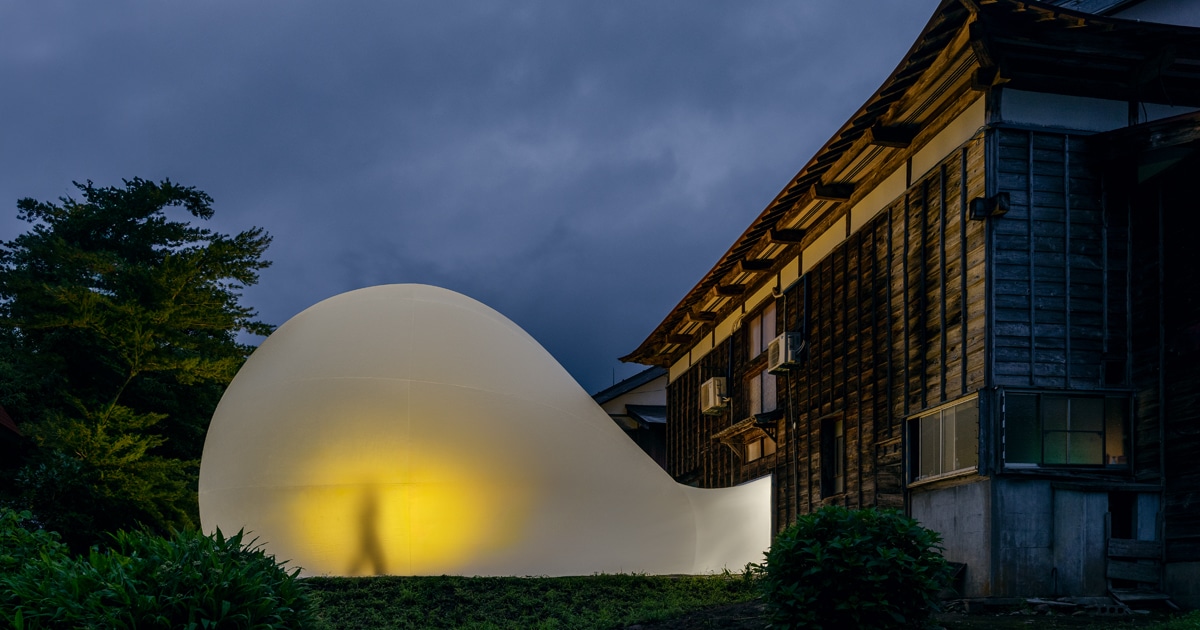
[0,178,272,548]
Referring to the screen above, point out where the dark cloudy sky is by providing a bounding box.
[1,1,934,394]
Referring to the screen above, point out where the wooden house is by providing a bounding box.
[623,0,1200,605]
[592,366,669,470]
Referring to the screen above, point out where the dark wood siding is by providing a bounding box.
[1128,153,1200,561]
[991,129,1113,391]
[665,132,987,525]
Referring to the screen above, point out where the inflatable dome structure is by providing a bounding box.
[199,284,770,577]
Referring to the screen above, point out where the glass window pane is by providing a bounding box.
[1044,431,1069,464]
[1068,431,1103,465]
[1006,394,1040,464]
[941,408,956,474]
[1070,398,1104,432]
[1044,396,1068,430]
[920,414,940,479]
[762,302,776,355]
[763,371,777,412]
[954,400,979,471]
[1105,398,1128,465]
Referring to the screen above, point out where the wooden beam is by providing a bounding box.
[687,310,718,323]
[714,284,747,296]
[666,334,693,346]
[738,258,776,273]
[768,228,807,244]
[866,124,919,148]
[970,65,1009,91]
[811,183,854,201]
[968,21,995,69]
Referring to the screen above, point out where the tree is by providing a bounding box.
[0,178,272,548]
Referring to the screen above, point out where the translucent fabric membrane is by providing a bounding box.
[199,284,771,577]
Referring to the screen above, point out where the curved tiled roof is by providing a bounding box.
[624,0,1200,367]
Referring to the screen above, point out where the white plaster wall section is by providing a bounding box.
[690,331,715,365]
[999,90,1127,132]
[802,217,849,274]
[911,97,984,181]
[779,255,801,292]
[746,283,774,318]
[1141,103,1200,123]
[714,309,738,348]
[670,353,690,382]
[850,165,906,234]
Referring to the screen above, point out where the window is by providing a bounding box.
[747,301,776,360]
[746,434,776,462]
[746,368,777,415]
[821,416,845,496]
[908,397,978,483]
[1004,392,1128,467]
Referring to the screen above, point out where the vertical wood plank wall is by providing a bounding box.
[1125,152,1200,561]
[665,133,987,525]
[990,130,1114,391]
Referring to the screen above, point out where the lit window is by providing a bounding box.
[1004,392,1127,467]
[908,397,978,483]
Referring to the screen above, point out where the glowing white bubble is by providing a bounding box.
[200,284,769,576]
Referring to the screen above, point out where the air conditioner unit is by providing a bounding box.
[767,332,805,374]
[699,377,728,415]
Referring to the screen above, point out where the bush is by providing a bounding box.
[0,508,69,574]
[0,525,316,629]
[758,505,951,630]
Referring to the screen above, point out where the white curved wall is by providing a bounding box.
[199,284,770,577]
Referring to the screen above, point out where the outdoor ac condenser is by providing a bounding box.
[699,377,728,415]
[767,332,805,374]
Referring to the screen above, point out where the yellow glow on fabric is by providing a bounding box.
[285,444,528,576]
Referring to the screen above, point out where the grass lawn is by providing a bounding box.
[304,574,1200,630]
[304,573,759,630]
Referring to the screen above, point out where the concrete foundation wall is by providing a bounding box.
[911,479,992,597]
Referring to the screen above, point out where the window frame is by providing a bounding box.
[745,434,777,463]
[1001,390,1130,470]
[746,300,777,361]
[906,395,980,486]
[821,415,845,497]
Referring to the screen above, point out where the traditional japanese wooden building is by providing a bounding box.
[623,0,1200,605]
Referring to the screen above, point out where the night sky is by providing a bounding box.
[1,1,934,394]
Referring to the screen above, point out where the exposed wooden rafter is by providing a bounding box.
[866,124,920,148]
[738,258,776,273]
[811,183,855,201]
[714,284,747,296]
[768,228,807,243]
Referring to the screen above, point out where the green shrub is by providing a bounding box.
[758,505,951,630]
[0,527,316,629]
[0,508,69,574]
